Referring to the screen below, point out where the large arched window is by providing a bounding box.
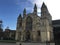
[26,16,32,30]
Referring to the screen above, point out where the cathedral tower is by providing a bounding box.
[41,2,54,42]
[15,14,22,40]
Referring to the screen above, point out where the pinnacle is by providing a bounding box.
[41,2,47,8]
[18,14,22,19]
[34,3,37,8]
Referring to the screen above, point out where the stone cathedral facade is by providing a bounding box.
[15,2,54,43]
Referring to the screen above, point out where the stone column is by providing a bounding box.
[32,31,37,42]
[15,31,19,40]
[21,34,24,41]
[41,31,47,42]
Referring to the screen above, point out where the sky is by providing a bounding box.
[0,0,60,30]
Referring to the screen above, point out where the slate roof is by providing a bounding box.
[52,20,60,25]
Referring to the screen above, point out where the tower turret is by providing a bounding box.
[41,2,54,42]
[41,2,52,23]
[17,14,22,29]
[0,20,3,29]
[23,8,26,18]
[16,14,22,40]
[0,20,3,32]
[41,2,47,9]
[18,14,22,19]
[33,4,37,15]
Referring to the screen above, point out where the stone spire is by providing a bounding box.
[18,14,22,19]
[0,20,3,32]
[41,2,47,9]
[23,8,26,18]
[41,2,49,18]
[34,4,37,15]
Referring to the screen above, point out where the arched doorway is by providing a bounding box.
[25,31,30,41]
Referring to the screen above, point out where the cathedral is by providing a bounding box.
[15,2,55,45]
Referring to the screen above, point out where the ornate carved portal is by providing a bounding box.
[25,31,31,41]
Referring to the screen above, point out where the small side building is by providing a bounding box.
[52,20,60,45]
[3,28,16,40]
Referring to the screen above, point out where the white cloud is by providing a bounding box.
[28,0,60,20]
[28,0,43,16]
[16,0,60,20]
[28,0,43,7]
[26,7,33,12]
[37,8,41,12]
[44,0,60,20]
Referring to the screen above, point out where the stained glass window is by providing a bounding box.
[26,16,32,30]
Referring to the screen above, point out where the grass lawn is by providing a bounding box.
[0,40,17,43]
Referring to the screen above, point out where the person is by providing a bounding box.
[20,43,21,45]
